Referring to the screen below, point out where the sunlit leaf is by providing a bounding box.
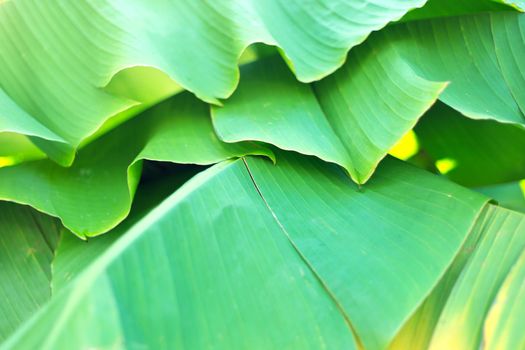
[429,206,525,350]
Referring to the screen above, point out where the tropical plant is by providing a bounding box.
[1,0,525,349]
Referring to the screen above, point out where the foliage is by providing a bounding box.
[1,0,525,349]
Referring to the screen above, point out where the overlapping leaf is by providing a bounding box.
[390,204,525,350]
[2,151,491,349]
[476,182,525,213]
[389,212,487,350]
[429,206,525,350]
[0,164,201,340]
[246,152,487,350]
[0,90,64,146]
[0,0,523,181]
[213,54,445,184]
[0,0,428,163]
[0,2,524,349]
[4,151,525,350]
[0,93,271,237]
[415,102,525,187]
[403,0,524,21]
[14,21,516,236]
[213,10,525,183]
[3,160,358,350]
[385,12,525,125]
[0,202,61,341]
[484,246,525,350]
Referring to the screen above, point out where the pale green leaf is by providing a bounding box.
[484,247,525,350]
[0,133,46,165]
[0,89,64,144]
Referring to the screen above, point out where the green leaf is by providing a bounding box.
[213,12,525,184]
[313,38,446,183]
[0,162,204,340]
[491,12,525,120]
[3,160,358,350]
[293,11,525,134]
[389,204,525,350]
[476,181,525,213]
[390,205,488,350]
[0,0,426,162]
[402,0,524,21]
[0,93,271,237]
[211,11,525,186]
[484,246,525,350]
[382,13,525,125]
[0,133,46,166]
[245,151,487,350]
[429,205,525,350]
[213,51,445,184]
[415,102,525,187]
[0,89,64,145]
[212,57,356,180]
[3,152,491,349]
[51,163,203,291]
[245,0,427,82]
[0,202,62,341]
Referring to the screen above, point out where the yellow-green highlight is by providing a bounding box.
[389,130,419,160]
